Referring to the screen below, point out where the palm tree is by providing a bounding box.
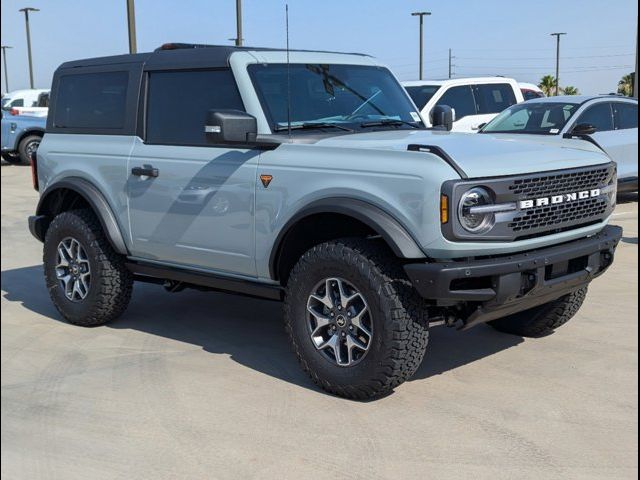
[562,86,579,95]
[539,75,557,97]
[618,73,634,96]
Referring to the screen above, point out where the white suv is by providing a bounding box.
[403,77,524,132]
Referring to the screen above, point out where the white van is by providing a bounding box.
[403,77,524,132]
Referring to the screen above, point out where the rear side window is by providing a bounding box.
[405,85,441,109]
[475,84,517,114]
[437,86,476,121]
[54,72,129,129]
[576,103,614,132]
[146,69,244,146]
[613,102,638,129]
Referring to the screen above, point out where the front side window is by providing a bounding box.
[481,102,579,135]
[249,64,423,132]
[54,72,129,129]
[405,85,441,109]
[146,69,245,145]
[576,103,614,132]
[613,102,638,130]
[436,86,476,121]
[474,84,517,114]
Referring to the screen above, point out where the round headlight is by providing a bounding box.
[458,187,495,233]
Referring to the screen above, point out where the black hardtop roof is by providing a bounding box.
[57,44,369,71]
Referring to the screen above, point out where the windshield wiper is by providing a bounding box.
[360,119,420,129]
[273,122,354,133]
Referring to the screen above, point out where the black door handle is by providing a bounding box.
[131,166,159,177]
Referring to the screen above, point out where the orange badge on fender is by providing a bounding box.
[260,174,273,188]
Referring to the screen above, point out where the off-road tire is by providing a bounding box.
[43,209,133,326]
[17,134,41,165]
[284,238,430,399]
[488,287,587,338]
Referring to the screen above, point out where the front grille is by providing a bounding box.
[507,164,616,238]
[442,162,617,242]
[509,196,609,233]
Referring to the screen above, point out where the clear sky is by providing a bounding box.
[1,0,637,95]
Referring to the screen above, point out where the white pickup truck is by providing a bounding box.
[403,77,524,132]
[1,89,49,117]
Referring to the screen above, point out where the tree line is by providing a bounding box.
[537,72,635,97]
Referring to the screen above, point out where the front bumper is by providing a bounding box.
[405,225,622,328]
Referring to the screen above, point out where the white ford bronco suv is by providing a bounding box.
[29,44,622,399]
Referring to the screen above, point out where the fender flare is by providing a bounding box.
[35,177,129,255]
[269,198,427,279]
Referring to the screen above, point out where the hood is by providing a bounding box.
[313,130,610,178]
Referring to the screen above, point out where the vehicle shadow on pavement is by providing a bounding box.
[2,265,523,396]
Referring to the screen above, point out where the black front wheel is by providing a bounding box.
[43,209,133,326]
[488,288,587,338]
[284,238,430,399]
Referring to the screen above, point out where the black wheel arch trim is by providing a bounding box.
[34,177,129,255]
[269,197,427,280]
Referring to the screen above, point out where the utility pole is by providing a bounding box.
[448,48,454,79]
[235,0,243,46]
[126,0,137,54]
[1,46,12,94]
[550,32,566,96]
[19,7,39,89]
[411,11,431,80]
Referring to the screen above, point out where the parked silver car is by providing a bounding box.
[481,95,638,192]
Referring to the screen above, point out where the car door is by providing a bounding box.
[435,85,478,132]
[127,68,259,277]
[611,102,638,180]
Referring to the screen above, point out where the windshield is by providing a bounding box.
[248,64,424,132]
[404,85,441,109]
[481,102,579,135]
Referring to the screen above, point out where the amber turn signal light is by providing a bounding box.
[440,194,449,224]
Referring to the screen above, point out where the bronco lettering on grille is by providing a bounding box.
[519,189,601,209]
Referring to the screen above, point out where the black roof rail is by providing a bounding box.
[154,43,222,52]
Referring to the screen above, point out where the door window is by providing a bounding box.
[436,86,476,121]
[613,102,638,130]
[146,69,245,146]
[576,103,614,132]
[474,84,517,114]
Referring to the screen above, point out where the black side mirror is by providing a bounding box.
[205,109,258,144]
[431,105,454,131]
[570,123,597,136]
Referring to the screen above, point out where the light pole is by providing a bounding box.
[411,11,431,80]
[235,0,243,46]
[1,46,12,94]
[126,0,137,54]
[19,7,39,89]
[550,32,567,96]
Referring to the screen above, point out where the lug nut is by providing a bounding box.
[341,332,346,337]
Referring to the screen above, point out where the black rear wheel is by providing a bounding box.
[43,209,133,326]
